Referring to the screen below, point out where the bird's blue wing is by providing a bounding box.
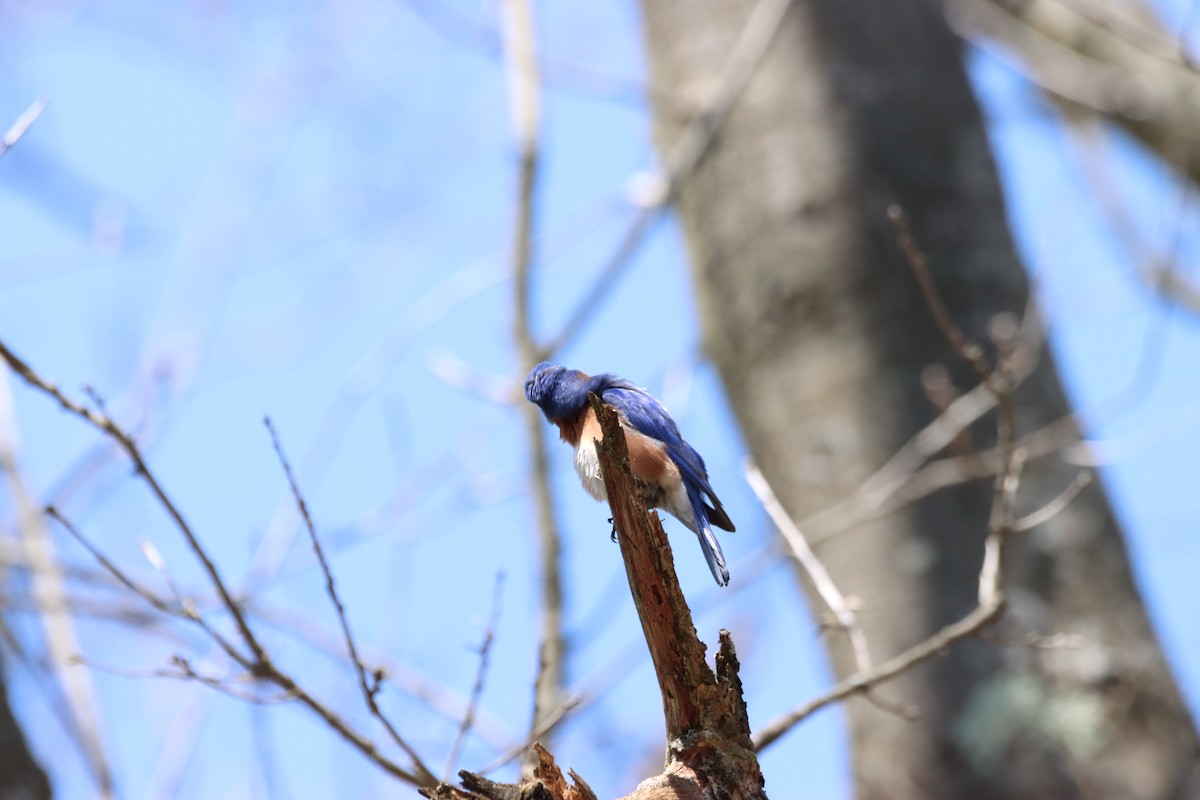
[599,380,732,585]
[599,385,719,503]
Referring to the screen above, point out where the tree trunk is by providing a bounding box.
[0,662,51,800]
[639,1,1200,798]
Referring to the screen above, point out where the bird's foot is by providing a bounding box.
[607,517,618,542]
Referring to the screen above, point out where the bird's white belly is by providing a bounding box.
[573,438,607,501]
[573,436,697,534]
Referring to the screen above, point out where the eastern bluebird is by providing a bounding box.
[524,362,735,586]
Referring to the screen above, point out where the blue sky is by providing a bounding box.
[1,2,1197,799]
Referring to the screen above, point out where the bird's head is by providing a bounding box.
[524,362,591,421]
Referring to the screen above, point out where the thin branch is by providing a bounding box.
[500,0,568,759]
[752,558,1010,750]
[542,209,664,357]
[46,510,174,618]
[4,342,436,788]
[476,695,583,776]
[247,407,504,598]
[243,255,507,593]
[265,417,436,786]
[426,350,516,405]
[45,506,249,668]
[891,203,1020,531]
[76,655,293,704]
[812,365,1200,544]
[423,743,598,800]
[0,97,47,158]
[0,592,171,631]
[139,537,187,607]
[1013,470,1092,531]
[544,0,797,356]
[0,341,267,664]
[888,205,995,385]
[743,459,917,719]
[743,460,871,669]
[1060,112,1198,393]
[799,291,1045,547]
[251,603,516,750]
[754,209,1030,750]
[404,0,647,107]
[276,672,433,786]
[444,572,505,781]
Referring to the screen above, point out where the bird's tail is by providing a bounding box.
[689,493,730,586]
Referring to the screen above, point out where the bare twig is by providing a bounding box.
[249,407,504,596]
[499,0,568,761]
[799,291,1045,547]
[754,208,1033,750]
[0,97,47,158]
[0,591,170,631]
[423,742,599,800]
[244,256,507,592]
[544,0,797,355]
[743,460,872,670]
[76,654,292,704]
[897,204,1017,473]
[1059,113,1199,422]
[2,341,436,788]
[752,462,1020,750]
[427,350,515,405]
[139,537,187,606]
[753,574,1007,747]
[476,695,583,775]
[0,342,266,663]
[889,205,996,385]
[444,572,505,780]
[743,459,917,719]
[404,0,647,107]
[251,603,516,750]
[46,509,183,621]
[543,210,665,358]
[1013,470,1092,531]
[816,378,1199,542]
[891,204,1020,535]
[265,417,436,785]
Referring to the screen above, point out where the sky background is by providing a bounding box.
[1,2,1198,799]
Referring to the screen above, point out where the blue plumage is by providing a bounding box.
[524,362,735,586]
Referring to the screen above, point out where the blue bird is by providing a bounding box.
[524,362,735,586]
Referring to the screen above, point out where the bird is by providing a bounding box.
[523,362,735,586]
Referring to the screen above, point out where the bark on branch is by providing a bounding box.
[588,393,765,799]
